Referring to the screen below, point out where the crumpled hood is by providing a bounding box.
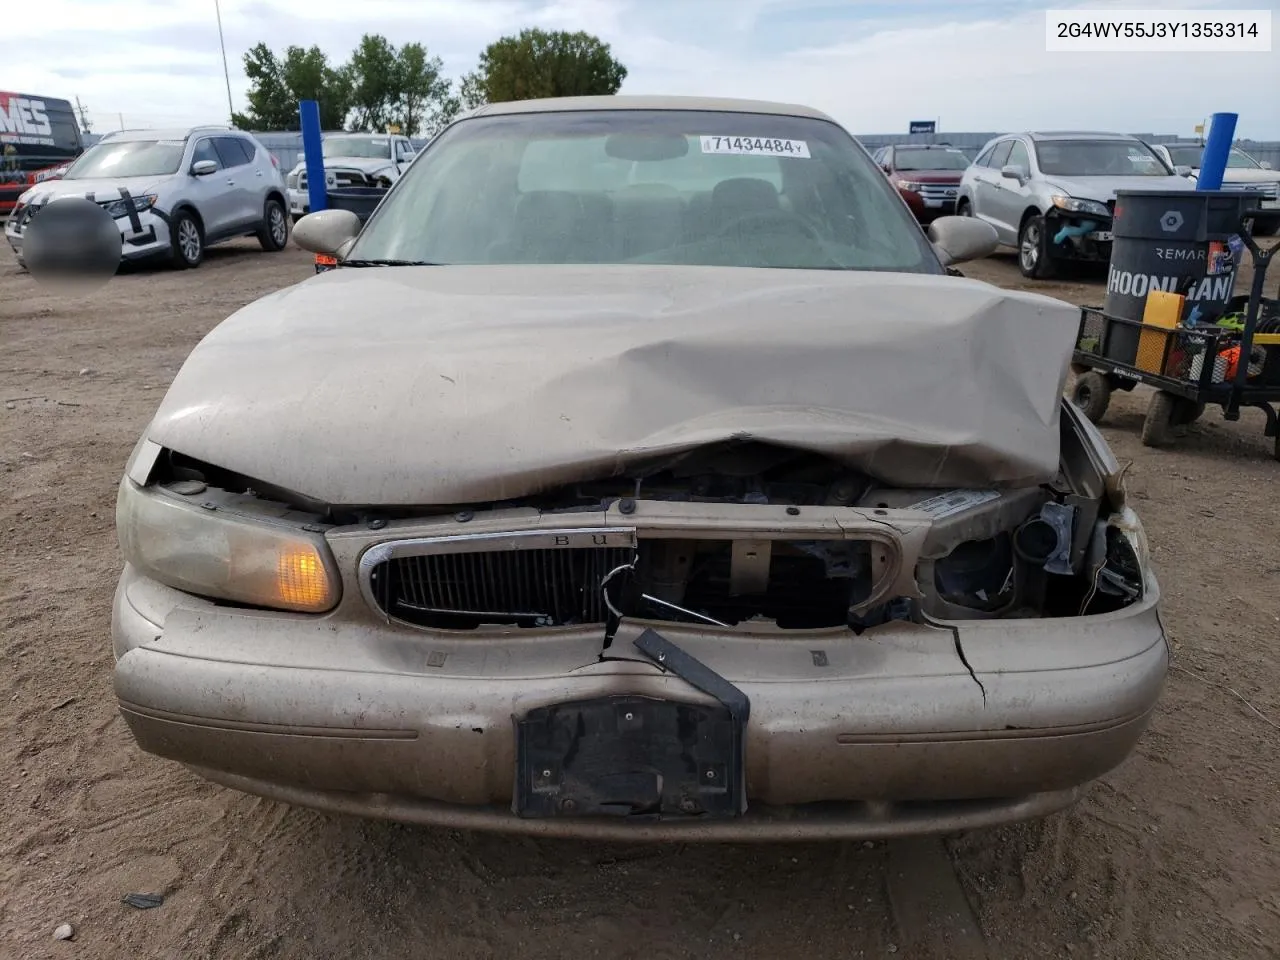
[1046,174,1196,205]
[20,176,163,206]
[145,265,1080,506]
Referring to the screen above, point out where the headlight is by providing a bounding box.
[116,477,341,613]
[1051,195,1111,218]
[895,179,926,192]
[102,194,157,219]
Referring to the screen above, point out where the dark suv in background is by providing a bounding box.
[871,144,972,223]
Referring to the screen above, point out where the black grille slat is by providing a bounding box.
[372,547,634,628]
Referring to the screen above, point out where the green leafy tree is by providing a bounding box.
[395,42,451,137]
[457,71,487,111]
[473,29,627,103]
[282,46,351,129]
[232,43,349,130]
[346,33,400,131]
[232,43,291,129]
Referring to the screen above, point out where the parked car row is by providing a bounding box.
[6,125,290,269]
[873,132,1280,279]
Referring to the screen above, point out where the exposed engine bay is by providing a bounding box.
[144,401,1145,637]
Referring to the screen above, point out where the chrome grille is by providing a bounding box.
[297,169,374,190]
[369,546,634,628]
[1221,181,1280,200]
[917,183,959,203]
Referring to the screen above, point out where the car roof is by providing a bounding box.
[469,94,834,122]
[100,126,237,143]
[1025,131,1141,142]
[324,131,394,138]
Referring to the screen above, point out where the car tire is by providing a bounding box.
[1018,214,1056,279]
[956,198,972,217]
[1141,390,1179,448]
[170,210,203,269]
[258,198,289,252]
[1070,372,1111,423]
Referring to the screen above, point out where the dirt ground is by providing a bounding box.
[2,240,1278,960]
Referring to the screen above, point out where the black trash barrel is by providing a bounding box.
[1103,190,1249,364]
[325,187,389,224]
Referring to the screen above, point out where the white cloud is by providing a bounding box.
[6,0,1279,138]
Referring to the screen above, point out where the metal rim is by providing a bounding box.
[1019,221,1040,272]
[178,217,201,264]
[268,204,287,246]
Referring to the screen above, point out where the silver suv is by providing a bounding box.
[6,126,290,269]
[956,131,1194,279]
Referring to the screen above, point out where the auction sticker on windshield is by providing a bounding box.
[700,136,811,158]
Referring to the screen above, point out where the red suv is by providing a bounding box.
[870,144,972,223]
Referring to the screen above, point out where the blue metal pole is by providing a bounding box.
[299,99,326,213]
[1196,112,1237,191]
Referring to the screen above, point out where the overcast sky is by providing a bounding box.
[9,0,1280,139]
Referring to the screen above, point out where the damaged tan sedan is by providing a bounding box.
[111,96,1169,841]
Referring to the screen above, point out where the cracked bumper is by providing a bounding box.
[112,563,1169,838]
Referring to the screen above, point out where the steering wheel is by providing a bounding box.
[714,209,825,243]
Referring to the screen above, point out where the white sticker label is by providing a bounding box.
[700,135,811,158]
[906,489,1000,520]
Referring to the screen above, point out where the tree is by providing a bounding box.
[395,42,451,137]
[473,29,627,104]
[233,43,290,129]
[232,43,349,130]
[457,71,487,111]
[346,33,400,132]
[281,46,351,129]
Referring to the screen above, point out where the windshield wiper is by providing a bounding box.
[339,258,440,267]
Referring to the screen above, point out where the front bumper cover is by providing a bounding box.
[112,549,1169,839]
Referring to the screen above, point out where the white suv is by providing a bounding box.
[5,126,290,269]
[285,133,416,219]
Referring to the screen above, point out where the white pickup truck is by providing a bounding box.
[285,133,417,220]
[1151,142,1280,236]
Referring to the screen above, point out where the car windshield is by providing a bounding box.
[1034,140,1170,177]
[1165,145,1203,167]
[894,148,971,171]
[322,137,391,159]
[1227,148,1261,169]
[63,139,185,179]
[348,109,938,272]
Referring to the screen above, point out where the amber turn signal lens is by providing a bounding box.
[277,546,335,611]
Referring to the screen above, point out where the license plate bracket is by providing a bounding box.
[514,695,744,820]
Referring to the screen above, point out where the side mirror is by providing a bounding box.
[1000,164,1027,182]
[1174,165,1194,177]
[296,152,306,163]
[292,208,362,256]
[191,160,217,176]
[1261,161,1274,170]
[928,215,999,266]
